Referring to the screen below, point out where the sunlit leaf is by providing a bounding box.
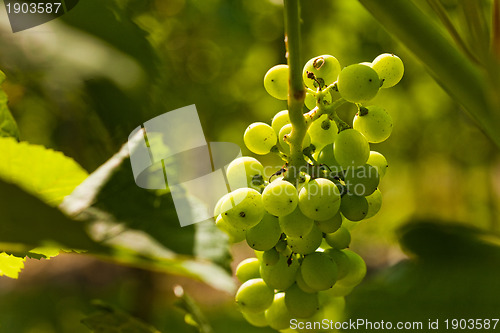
[0,252,25,279]
[0,137,88,206]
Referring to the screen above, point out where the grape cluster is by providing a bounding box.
[214,53,403,331]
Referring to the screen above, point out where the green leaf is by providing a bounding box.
[358,0,500,149]
[0,252,25,279]
[81,301,160,333]
[0,179,100,251]
[0,84,19,140]
[0,137,88,206]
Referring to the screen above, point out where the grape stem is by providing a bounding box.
[283,0,307,183]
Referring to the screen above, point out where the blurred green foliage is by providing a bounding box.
[0,0,498,332]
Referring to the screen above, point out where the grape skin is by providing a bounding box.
[287,224,323,255]
[284,283,319,318]
[246,213,282,251]
[235,278,275,313]
[371,53,404,88]
[260,253,299,290]
[298,178,341,221]
[300,252,338,291]
[265,293,293,331]
[307,114,338,151]
[353,106,393,143]
[220,188,265,229]
[324,226,351,249]
[271,110,290,134]
[244,122,277,155]
[302,55,341,90]
[333,129,370,169]
[264,64,289,100]
[236,258,261,282]
[340,194,369,222]
[337,64,380,103]
[343,164,380,197]
[226,156,264,190]
[279,207,314,237]
[262,179,299,217]
[367,151,388,179]
[279,123,311,154]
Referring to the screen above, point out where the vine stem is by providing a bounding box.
[284,0,307,182]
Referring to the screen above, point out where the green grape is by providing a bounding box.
[262,247,280,266]
[287,225,323,255]
[303,55,341,90]
[343,164,379,196]
[333,129,370,169]
[246,214,282,251]
[214,193,230,217]
[353,106,393,143]
[324,283,354,297]
[315,212,342,234]
[275,239,287,253]
[324,226,351,249]
[367,151,388,179]
[235,278,274,313]
[308,114,338,151]
[317,143,343,174]
[300,252,338,291]
[244,122,277,155]
[304,92,317,110]
[303,294,345,330]
[221,188,265,229]
[254,250,264,261]
[215,214,245,243]
[264,64,289,100]
[298,178,341,221]
[271,110,290,134]
[226,157,264,190]
[279,207,314,237]
[337,250,366,287]
[262,179,298,217]
[243,311,268,327]
[236,258,261,282]
[337,64,380,103]
[371,53,404,88]
[284,284,319,318]
[340,194,368,221]
[260,253,299,290]
[365,188,382,219]
[278,124,311,154]
[265,293,293,331]
[295,266,317,293]
[323,248,349,280]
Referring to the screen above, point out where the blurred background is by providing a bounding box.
[0,0,499,332]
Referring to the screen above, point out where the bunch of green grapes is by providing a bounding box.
[214,53,403,332]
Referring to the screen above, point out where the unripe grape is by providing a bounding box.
[315,212,342,234]
[235,278,274,313]
[323,248,349,280]
[304,91,333,110]
[298,178,341,221]
[246,214,282,251]
[275,239,287,253]
[271,110,290,134]
[260,253,299,290]
[265,293,293,331]
[284,284,319,318]
[262,247,280,266]
[334,129,370,169]
[287,225,323,255]
[226,157,264,190]
[236,258,261,282]
[324,283,354,297]
[343,164,380,196]
[365,188,382,219]
[317,143,342,174]
[279,124,311,154]
[340,194,368,222]
[353,106,393,143]
[215,214,245,243]
[371,53,404,88]
[337,64,380,103]
[279,207,314,237]
[214,194,230,218]
[303,55,341,90]
[300,252,338,291]
[264,64,289,100]
[244,122,277,155]
[262,180,298,217]
[324,226,351,249]
[242,311,268,327]
[221,188,265,229]
[308,114,338,151]
[337,250,366,287]
[295,266,317,293]
[367,151,388,179]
